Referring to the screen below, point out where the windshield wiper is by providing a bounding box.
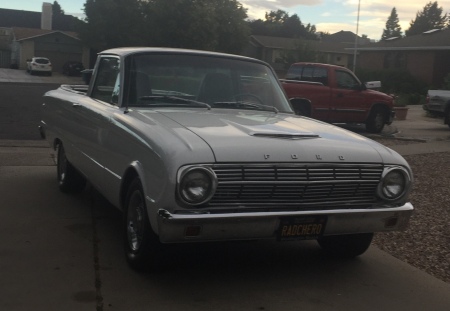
[213,101,278,113]
[139,95,211,110]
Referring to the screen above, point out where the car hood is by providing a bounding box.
[139,109,401,164]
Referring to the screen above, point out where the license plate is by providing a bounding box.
[277,215,327,241]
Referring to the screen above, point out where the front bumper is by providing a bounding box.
[156,203,414,243]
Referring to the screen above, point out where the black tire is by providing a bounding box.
[124,178,161,271]
[290,98,311,117]
[366,108,386,133]
[56,144,86,193]
[445,109,450,128]
[317,233,374,258]
[294,105,310,116]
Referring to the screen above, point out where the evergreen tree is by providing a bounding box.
[405,1,448,36]
[52,1,64,15]
[381,7,402,40]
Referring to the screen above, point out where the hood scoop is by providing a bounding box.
[250,132,320,140]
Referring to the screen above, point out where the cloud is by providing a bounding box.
[242,0,450,39]
[242,0,323,19]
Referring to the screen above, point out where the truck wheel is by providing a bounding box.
[56,143,86,193]
[295,105,310,116]
[366,109,385,133]
[317,233,373,258]
[124,177,161,271]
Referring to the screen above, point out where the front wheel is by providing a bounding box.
[445,109,450,128]
[56,143,86,193]
[317,233,374,258]
[124,178,161,271]
[366,109,386,133]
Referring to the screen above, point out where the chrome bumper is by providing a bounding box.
[156,203,414,243]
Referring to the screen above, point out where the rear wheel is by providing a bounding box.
[56,143,86,193]
[124,178,161,271]
[317,233,373,258]
[366,108,385,133]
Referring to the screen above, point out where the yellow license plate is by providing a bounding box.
[277,216,327,241]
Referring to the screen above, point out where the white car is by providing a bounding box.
[40,48,414,271]
[27,57,52,76]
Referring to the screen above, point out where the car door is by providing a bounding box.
[330,69,366,123]
[74,56,122,190]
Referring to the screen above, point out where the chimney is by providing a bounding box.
[41,2,53,30]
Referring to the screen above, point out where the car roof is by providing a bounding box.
[99,47,266,65]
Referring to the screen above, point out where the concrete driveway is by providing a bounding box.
[0,68,84,84]
[1,71,450,310]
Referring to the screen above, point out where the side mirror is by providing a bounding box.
[365,81,382,89]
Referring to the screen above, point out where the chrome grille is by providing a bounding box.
[207,164,383,209]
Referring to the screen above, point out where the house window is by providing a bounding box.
[384,52,406,69]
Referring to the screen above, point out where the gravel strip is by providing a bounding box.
[371,138,450,284]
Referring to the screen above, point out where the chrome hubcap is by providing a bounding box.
[127,191,144,251]
[57,146,67,183]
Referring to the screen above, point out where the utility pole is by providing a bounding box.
[353,0,361,72]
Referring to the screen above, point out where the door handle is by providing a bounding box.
[72,103,82,108]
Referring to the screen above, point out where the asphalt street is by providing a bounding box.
[1,69,450,310]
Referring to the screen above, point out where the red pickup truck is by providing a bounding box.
[281,63,395,133]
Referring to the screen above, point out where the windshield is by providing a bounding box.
[127,53,293,113]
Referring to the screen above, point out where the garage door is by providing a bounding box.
[34,50,82,73]
[0,50,11,68]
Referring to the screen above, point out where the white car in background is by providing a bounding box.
[26,57,52,76]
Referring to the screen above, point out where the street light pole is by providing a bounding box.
[353,0,361,72]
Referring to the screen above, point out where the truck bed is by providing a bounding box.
[60,84,89,95]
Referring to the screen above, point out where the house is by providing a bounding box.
[11,27,89,72]
[354,28,450,86]
[243,32,368,77]
[0,2,89,71]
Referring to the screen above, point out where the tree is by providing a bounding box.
[80,0,147,51]
[405,1,448,36]
[52,1,64,15]
[51,1,84,32]
[80,0,249,53]
[247,10,317,39]
[381,7,402,40]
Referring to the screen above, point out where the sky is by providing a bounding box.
[1,0,450,40]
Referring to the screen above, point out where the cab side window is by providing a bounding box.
[286,66,328,86]
[336,70,360,90]
[91,57,120,104]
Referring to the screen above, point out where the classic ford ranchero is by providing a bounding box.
[40,47,414,270]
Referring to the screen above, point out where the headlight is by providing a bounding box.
[178,166,217,206]
[378,166,411,201]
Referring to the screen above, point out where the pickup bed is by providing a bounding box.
[281,62,395,133]
[425,90,450,127]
